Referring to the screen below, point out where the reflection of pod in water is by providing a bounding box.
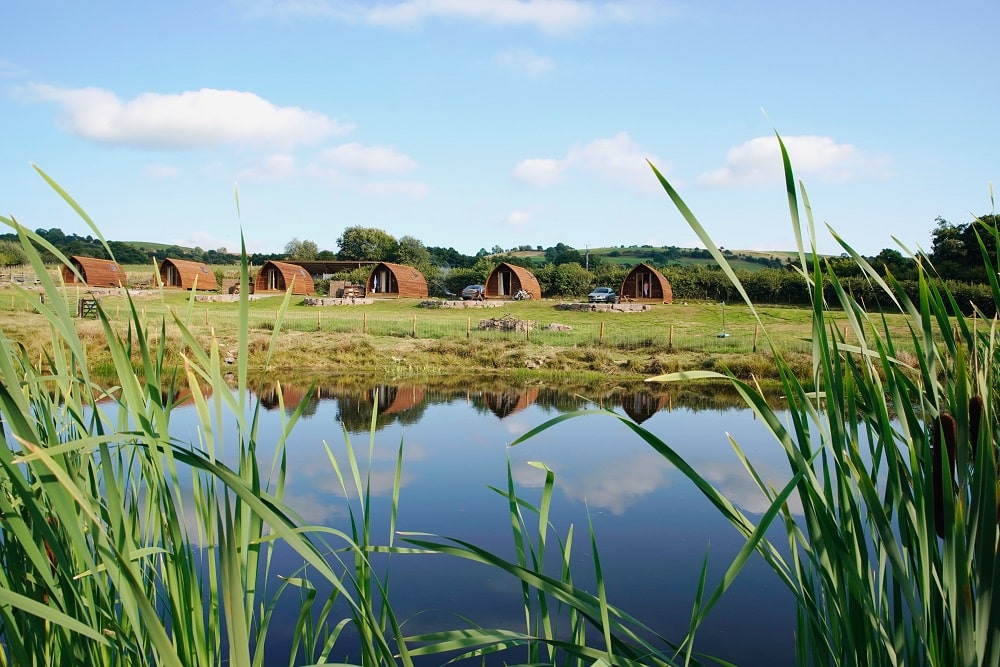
[367,385,426,415]
[484,387,540,419]
[621,392,670,424]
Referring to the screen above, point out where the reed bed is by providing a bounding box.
[2,147,996,667]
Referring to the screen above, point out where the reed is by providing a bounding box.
[0,168,404,666]
[641,139,1000,664]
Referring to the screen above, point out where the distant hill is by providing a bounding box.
[507,246,801,272]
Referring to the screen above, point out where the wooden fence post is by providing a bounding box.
[363,312,368,334]
[753,324,759,352]
[317,311,321,331]
[467,317,471,338]
[600,321,605,344]
[412,314,417,337]
[669,324,673,349]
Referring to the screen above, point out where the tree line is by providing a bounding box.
[6,214,999,312]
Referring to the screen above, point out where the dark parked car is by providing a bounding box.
[461,284,486,300]
[587,286,618,303]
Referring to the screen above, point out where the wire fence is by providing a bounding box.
[2,290,825,357]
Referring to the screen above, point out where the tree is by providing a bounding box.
[395,235,439,283]
[337,226,398,261]
[284,238,319,261]
[929,214,1000,281]
[0,240,27,266]
[544,243,583,266]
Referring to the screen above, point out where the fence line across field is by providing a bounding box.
[2,292,830,356]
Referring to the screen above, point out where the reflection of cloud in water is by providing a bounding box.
[279,444,415,520]
[698,459,803,516]
[281,491,349,525]
[559,451,671,515]
[510,460,551,488]
[503,417,531,436]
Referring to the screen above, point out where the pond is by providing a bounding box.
[168,381,798,666]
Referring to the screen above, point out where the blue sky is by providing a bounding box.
[2,1,997,257]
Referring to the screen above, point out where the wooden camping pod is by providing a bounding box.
[619,263,673,303]
[485,262,542,300]
[365,262,428,298]
[254,260,315,295]
[158,258,218,291]
[62,256,125,287]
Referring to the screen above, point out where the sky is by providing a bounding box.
[2,1,997,258]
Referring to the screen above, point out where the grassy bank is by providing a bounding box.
[0,283,920,385]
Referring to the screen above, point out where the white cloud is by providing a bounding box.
[29,85,352,150]
[237,153,297,182]
[514,132,663,192]
[317,142,419,174]
[503,210,533,226]
[243,0,669,33]
[494,47,554,75]
[305,142,426,198]
[513,157,564,186]
[698,135,892,188]
[144,164,180,179]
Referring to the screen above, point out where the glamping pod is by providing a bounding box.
[619,263,673,303]
[62,256,125,287]
[158,257,218,291]
[485,262,542,300]
[366,262,428,298]
[254,260,315,295]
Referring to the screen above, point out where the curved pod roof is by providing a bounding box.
[254,260,315,295]
[366,262,428,298]
[620,263,673,303]
[485,262,542,300]
[158,257,218,291]
[62,255,125,287]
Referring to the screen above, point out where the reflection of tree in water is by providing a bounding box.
[242,377,779,429]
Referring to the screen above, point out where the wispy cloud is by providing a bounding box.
[513,132,664,192]
[698,135,892,188]
[305,142,427,198]
[170,230,241,252]
[242,0,670,34]
[503,209,533,226]
[29,85,352,150]
[0,60,26,79]
[494,47,554,75]
[317,142,419,174]
[360,180,430,199]
[144,164,181,179]
[237,153,297,182]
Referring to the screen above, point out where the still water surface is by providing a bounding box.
[171,383,797,666]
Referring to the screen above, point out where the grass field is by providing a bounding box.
[0,279,919,386]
